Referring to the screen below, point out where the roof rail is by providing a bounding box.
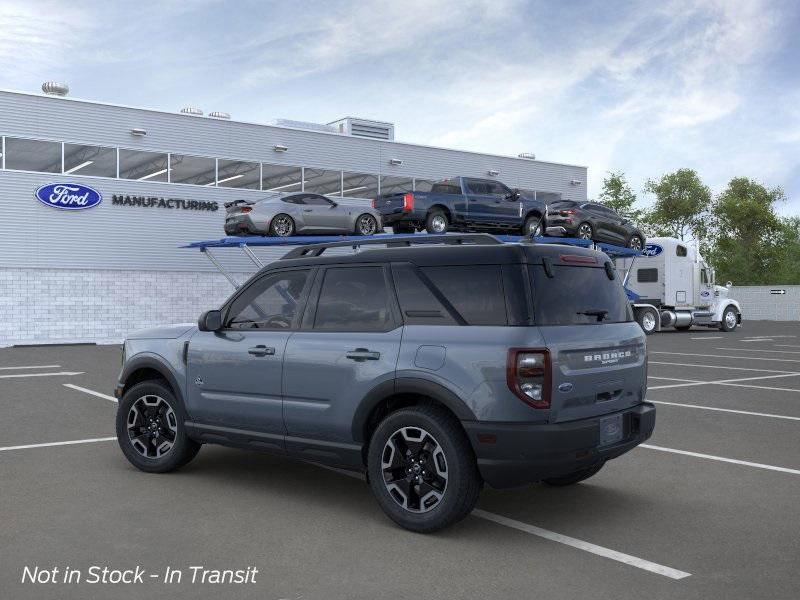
[282,233,501,259]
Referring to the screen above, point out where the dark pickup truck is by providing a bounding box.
[372,177,547,235]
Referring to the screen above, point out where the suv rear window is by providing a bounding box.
[530,265,632,325]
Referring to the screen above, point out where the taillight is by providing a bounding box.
[371,198,377,209]
[241,207,252,213]
[402,193,414,211]
[560,209,576,215]
[507,349,551,409]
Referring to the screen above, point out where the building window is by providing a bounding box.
[304,168,342,196]
[119,149,169,182]
[63,144,117,177]
[379,175,413,195]
[413,178,436,192]
[4,137,61,173]
[217,159,260,189]
[170,154,216,186]
[341,172,379,198]
[262,164,302,192]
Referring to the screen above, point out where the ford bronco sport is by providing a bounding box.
[115,234,655,532]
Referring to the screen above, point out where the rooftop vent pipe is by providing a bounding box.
[42,82,69,96]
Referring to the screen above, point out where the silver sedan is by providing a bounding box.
[224,192,383,237]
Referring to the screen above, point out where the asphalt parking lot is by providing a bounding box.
[2,321,799,600]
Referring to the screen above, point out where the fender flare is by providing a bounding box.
[118,353,184,404]
[350,377,477,443]
[714,299,742,322]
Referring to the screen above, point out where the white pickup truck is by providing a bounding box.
[616,237,742,334]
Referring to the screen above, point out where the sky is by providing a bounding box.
[1,0,799,213]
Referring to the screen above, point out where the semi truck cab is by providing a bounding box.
[617,237,742,334]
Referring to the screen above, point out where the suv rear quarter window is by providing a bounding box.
[420,265,507,326]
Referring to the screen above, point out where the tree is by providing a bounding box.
[642,169,711,241]
[707,178,788,285]
[598,171,640,220]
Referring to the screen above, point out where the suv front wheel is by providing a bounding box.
[367,405,481,532]
[116,381,201,473]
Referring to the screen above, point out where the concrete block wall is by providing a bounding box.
[730,285,800,322]
[0,268,242,346]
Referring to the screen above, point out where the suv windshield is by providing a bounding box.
[530,265,632,325]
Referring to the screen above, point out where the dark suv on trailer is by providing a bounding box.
[115,235,655,532]
[547,200,645,249]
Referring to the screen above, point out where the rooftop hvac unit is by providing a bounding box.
[208,111,231,119]
[42,82,69,96]
[518,152,536,160]
[180,106,204,116]
[328,117,395,141]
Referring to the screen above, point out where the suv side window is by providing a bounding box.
[226,269,310,330]
[421,265,507,325]
[430,180,462,195]
[314,266,394,331]
[486,181,511,197]
[391,264,457,325]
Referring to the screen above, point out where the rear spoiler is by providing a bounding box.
[223,199,256,210]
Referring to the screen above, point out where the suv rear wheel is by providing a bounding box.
[116,381,200,473]
[523,215,543,237]
[543,462,604,486]
[367,405,481,532]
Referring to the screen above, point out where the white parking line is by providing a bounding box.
[739,338,774,342]
[649,400,800,421]
[776,344,800,349]
[715,347,800,355]
[651,351,800,363]
[63,383,117,403]
[649,361,798,374]
[640,444,800,476]
[0,371,84,379]
[690,336,724,340]
[0,437,117,452]
[647,373,800,390]
[313,463,691,580]
[472,510,691,580]
[0,364,61,370]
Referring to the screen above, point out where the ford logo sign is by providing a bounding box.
[641,243,663,257]
[35,183,102,210]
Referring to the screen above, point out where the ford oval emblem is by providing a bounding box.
[35,183,102,210]
[641,243,663,257]
[558,382,573,393]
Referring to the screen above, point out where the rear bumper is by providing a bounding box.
[224,215,267,236]
[463,403,656,489]
[545,217,580,235]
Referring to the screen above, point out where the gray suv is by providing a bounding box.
[115,234,655,532]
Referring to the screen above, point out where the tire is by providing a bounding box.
[577,222,593,240]
[392,223,416,234]
[269,214,295,237]
[367,405,481,533]
[355,213,379,236]
[720,306,738,332]
[425,210,449,234]
[116,381,200,473]
[543,462,604,487]
[627,235,644,251]
[523,214,543,237]
[635,308,657,335]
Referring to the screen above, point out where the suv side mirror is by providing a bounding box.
[329,200,338,208]
[198,309,223,332]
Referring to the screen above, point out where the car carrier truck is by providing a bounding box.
[615,237,742,334]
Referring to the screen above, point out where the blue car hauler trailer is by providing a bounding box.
[183,232,660,333]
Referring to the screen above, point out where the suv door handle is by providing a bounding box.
[303,209,313,212]
[248,345,276,357]
[346,348,381,361]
